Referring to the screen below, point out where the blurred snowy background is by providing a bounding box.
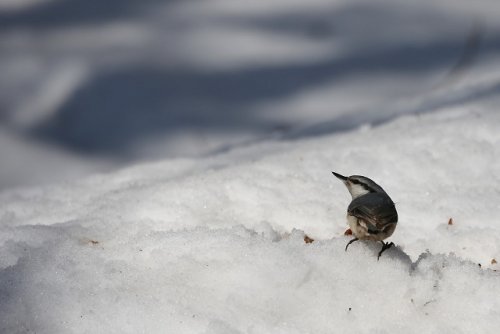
[1,0,499,189]
[2,0,500,333]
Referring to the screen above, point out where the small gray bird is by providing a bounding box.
[332,171,398,260]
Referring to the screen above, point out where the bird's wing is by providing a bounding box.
[347,193,398,234]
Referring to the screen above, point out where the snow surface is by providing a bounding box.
[2,0,500,188]
[2,0,500,333]
[1,104,500,333]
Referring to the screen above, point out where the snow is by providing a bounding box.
[1,0,500,332]
[2,0,500,188]
[2,105,500,333]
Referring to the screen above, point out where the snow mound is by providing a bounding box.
[1,106,500,332]
[1,225,499,333]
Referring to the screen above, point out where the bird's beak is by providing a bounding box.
[332,171,348,181]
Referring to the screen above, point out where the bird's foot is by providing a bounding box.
[377,241,395,260]
[345,238,359,252]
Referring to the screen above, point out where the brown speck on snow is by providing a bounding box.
[304,235,314,244]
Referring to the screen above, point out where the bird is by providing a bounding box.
[332,171,398,260]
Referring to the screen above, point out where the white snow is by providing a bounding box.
[2,0,500,188]
[1,0,500,333]
[2,103,500,333]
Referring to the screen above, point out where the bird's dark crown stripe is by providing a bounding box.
[364,185,377,193]
[354,181,377,193]
[348,178,377,193]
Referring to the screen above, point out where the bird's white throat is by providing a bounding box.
[347,183,371,199]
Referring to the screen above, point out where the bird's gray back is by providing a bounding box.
[347,193,398,229]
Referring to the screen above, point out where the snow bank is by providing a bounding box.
[2,226,499,334]
[1,105,500,332]
[2,0,500,189]
[2,2,500,331]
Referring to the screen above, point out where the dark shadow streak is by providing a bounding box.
[0,0,174,31]
[30,34,500,158]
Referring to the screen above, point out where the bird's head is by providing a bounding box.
[332,172,386,199]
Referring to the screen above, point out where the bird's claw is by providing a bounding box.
[377,241,394,260]
[345,237,359,252]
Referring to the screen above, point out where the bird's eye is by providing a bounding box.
[350,179,359,184]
